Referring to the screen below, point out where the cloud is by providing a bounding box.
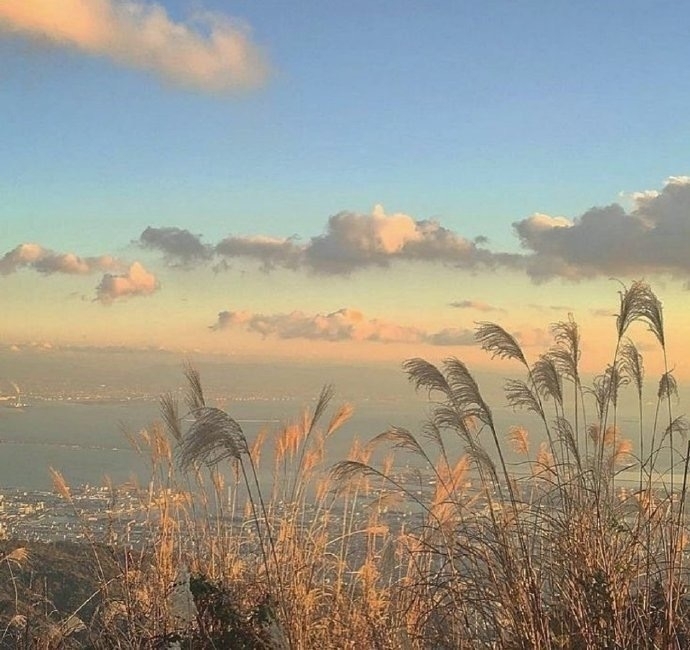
[95,261,159,303]
[0,243,123,275]
[0,0,268,92]
[137,177,690,284]
[2,341,55,353]
[215,235,303,271]
[426,328,477,346]
[513,327,551,349]
[139,226,212,267]
[590,308,615,318]
[514,176,690,281]
[210,306,476,346]
[0,242,161,304]
[304,204,513,275]
[527,304,572,313]
[146,205,520,275]
[449,299,506,313]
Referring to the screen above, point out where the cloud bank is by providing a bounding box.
[515,176,690,281]
[0,0,268,92]
[14,176,689,310]
[143,178,690,283]
[210,306,476,347]
[140,205,520,275]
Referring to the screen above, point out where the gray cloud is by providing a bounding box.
[449,299,506,313]
[426,328,477,346]
[140,227,212,267]
[144,205,520,275]
[514,176,690,281]
[215,235,303,271]
[210,306,475,346]
[140,177,690,284]
[527,304,572,313]
[0,0,268,93]
[590,308,615,318]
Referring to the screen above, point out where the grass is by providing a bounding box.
[2,280,690,648]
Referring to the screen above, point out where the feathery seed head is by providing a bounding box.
[183,363,206,412]
[616,280,665,347]
[50,468,72,501]
[658,370,679,402]
[2,547,29,566]
[507,426,529,455]
[177,406,248,470]
[475,321,528,366]
[533,354,563,406]
[620,339,645,397]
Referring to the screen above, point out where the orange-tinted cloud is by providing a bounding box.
[210,306,475,346]
[95,261,159,303]
[0,243,123,275]
[304,205,516,274]
[0,0,268,92]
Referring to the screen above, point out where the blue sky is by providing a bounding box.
[2,1,690,376]
[4,1,690,249]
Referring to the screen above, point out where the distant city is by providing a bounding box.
[0,484,151,544]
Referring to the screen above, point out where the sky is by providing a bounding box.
[3,0,690,383]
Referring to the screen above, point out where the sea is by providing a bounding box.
[0,397,433,491]
[0,393,672,493]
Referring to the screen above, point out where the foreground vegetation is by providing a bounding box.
[2,281,690,648]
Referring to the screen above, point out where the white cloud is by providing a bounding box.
[0,0,268,92]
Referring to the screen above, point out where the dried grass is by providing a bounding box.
[8,281,690,649]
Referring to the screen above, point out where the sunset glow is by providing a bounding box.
[3,1,690,381]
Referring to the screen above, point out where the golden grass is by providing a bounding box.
[5,281,690,649]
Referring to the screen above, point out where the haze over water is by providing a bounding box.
[2,352,684,492]
[0,398,414,491]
